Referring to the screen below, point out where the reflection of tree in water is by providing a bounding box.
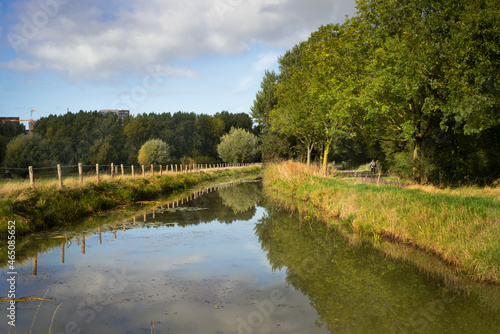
[218,181,262,214]
[254,208,498,334]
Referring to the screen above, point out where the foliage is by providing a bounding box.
[137,139,170,166]
[0,122,26,165]
[30,110,254,167]
[252,0,500,184]
[217,127,259,163]
[5,134,51,171]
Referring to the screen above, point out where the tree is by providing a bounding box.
[302,21,367,173]
[5,134,51,170]
[137,139,171,166]
[355,0,500,182]
[217,127,259,163]
[271,42,320,167]
[0,121,26,165]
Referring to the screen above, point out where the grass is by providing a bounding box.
[263,161,500,283]
[0,166,261,237]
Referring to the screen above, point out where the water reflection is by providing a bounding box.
[1,180,499,334]
[254,208,500,334]
[0,180,262,272]
[1,180,327,334]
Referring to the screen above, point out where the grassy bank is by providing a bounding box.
[263,161,500,283]
[0,166,261,237]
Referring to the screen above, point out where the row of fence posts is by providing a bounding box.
[27,162,259,189]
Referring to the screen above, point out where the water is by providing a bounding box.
[1,181,499,333]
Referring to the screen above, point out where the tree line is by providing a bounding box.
[251,0,500,184]
[2,110,257,172]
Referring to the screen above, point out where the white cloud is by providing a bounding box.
[0,58,42,72]
[4,0,356,78]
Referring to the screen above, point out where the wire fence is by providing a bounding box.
[0,162,262,190]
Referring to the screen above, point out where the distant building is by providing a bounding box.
[0,117,20,124]
[99,109,130,123]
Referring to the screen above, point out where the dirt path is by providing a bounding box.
[338,170,405,186]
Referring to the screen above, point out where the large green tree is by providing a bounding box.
[5,134,51,170]
[356,0,500,182]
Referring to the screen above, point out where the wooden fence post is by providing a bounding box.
[78,163,83,185]
[175,164,178,173]
[131,165,135,178]
[57,164,63,189]
[29,166,35,189]
[151,164,154,176]
[111,163,114,179]
[96,164,100,184]
[160,165,163,176]
[142,165,145,177]
[121,164,124,177]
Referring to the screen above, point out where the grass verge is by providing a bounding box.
[0,166,261,237]
[263,161,500,283]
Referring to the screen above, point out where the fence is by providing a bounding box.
[0,162,261,190]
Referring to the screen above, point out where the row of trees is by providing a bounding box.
[3,110,259,171]
[252,0,500,184]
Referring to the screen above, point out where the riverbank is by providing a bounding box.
[263,161,500,283]
[0,166,261,237]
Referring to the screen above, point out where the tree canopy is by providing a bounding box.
[252,0,500,184]
[2,110,255,169]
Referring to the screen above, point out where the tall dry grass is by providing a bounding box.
[263,161,500,283]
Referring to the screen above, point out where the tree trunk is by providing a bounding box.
[413,140,422,183]
[322,138,332,174]
[306,141,314,168]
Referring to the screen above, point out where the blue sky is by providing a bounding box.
[0,0,356,125]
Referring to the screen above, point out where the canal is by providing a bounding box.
[1,180,499,333]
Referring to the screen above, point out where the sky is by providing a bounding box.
[0,0,357,126]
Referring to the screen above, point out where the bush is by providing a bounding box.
[138,139,170,166]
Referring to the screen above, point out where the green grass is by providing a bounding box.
[263,161,500,283]
[0,166,261,237]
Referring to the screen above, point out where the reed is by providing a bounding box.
[263,161,500,283]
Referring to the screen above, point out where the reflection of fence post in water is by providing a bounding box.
[113,230,117,239]
[61,242,65,264]
[32,253,38,276]
[81,235,85,254]
[98,227,102,245]
[143,212,146,222]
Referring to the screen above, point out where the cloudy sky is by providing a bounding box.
[0,0,356,124]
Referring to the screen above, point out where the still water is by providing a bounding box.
[1,180,499,333]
